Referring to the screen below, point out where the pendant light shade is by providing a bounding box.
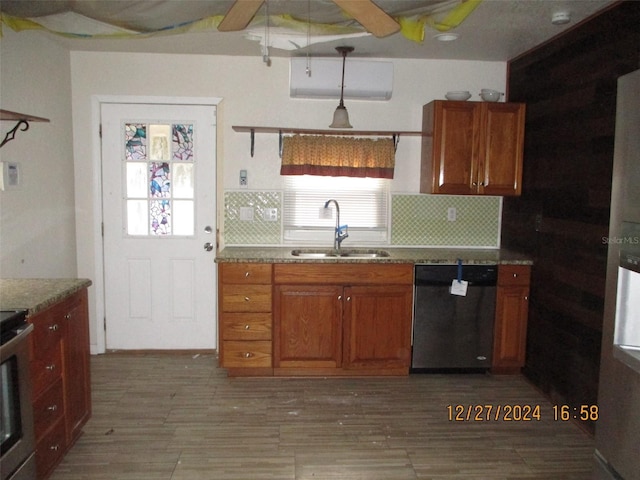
[329,46,354,128]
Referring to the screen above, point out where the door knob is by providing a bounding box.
[203,242,214,252]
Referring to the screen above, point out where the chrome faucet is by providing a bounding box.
[324,199,348,251]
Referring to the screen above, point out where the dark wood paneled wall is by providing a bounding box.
[504,1,640,434]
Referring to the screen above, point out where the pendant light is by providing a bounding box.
[329,46,354,128]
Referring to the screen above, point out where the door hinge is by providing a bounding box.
[103,316,107,332]
[99,124,102,138]
[101,222,104,237]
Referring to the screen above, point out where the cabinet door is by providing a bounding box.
[479,103,525,196]
[493,285,529,371]
[426,101,480,195]
[274,285,342,368]
[343,285,413,370]
[63,290,91,444]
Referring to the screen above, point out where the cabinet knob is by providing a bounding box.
[244,352,253,358]
[245,271,250,278]
[47,404,58,412]
[45,364,56,371]
[49,324,59,332]
[337,295,342,300]
[244,324,250,330]
[65,314,71,320]
[50,444,60,451]
[512,273,518,278]
[244,296,250,302]
[524,295,529,301]
[346,296,351,301]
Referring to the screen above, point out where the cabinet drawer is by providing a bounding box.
[274,263,413,285]
[220,263,272,284]
[223,341,272,367]
[221,313,272,340]
[35,416,66,480]
[222,285,272,312]
[30,311,64,355]
[31,341,63,397]
[33,378,64,441]
[498,265,531,286]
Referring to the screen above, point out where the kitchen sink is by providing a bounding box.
[291,249,390,258]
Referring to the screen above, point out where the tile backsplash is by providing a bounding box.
[224,191,282,245]
[224,190,501,248]
[390,194,501,247]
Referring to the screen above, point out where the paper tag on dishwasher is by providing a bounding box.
[450,279,468,296]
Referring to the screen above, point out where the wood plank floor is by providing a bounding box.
[50,353,595,479]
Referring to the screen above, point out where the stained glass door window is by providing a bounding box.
[124,122,195,236]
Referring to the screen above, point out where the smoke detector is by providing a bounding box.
[551,11,571,25]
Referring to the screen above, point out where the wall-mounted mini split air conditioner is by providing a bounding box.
[289,57,393,101]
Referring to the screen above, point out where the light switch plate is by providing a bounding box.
[0,162,20,190]
[239,206,254,221]
[319,207,333,219]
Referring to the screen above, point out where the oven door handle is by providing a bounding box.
[0,323,34,358]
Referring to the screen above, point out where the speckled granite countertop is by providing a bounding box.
[215,247,532,265]
[0,278,92,314]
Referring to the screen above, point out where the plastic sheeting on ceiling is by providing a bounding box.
[0,0,481,49]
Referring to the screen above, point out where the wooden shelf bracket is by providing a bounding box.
[1,109,50,148]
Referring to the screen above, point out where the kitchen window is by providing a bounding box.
[282,175,389,245]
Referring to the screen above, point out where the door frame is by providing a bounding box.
[89,95,222,354]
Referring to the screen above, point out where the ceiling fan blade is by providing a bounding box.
[218,0,264,32]
[332,0,400,38]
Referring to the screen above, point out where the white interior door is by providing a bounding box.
[101,103,217,350]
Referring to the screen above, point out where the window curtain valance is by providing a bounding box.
[280,135,395,179]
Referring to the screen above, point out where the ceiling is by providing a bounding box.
[0,0,614,61]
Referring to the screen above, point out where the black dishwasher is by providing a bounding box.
[411,264,497,372]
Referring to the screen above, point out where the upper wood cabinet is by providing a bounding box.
[420,100,526,196]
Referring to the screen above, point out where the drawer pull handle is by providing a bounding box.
[244,352,253,358]
[244,325,250,330]
[50,444,60,451]
[244,296,250,302]
[49,324,59,332]
[47,404,58,412]
[45,364,56,371]
[245,271,250,277]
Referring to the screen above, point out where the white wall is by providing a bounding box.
[67,51,505,352]
[0,28,77,278]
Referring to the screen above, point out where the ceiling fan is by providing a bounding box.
[218,0,401,38]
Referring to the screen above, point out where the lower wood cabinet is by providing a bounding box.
[218,263,274,376]
[218,261,531,377]
[273,263,413,376]
[492,265,531,374]
[28,288,91,479]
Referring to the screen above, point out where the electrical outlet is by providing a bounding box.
[447,207,457,222]
[263,208,278,221]
[239,169,248,188]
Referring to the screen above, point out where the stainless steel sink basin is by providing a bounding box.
[291,249,390,258]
